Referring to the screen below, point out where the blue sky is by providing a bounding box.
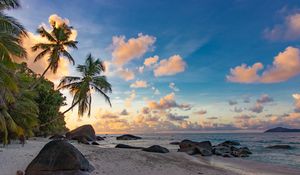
[9,0,300,133]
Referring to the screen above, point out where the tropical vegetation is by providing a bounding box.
[0,0,111,146]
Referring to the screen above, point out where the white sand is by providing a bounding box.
[1,138,300,175]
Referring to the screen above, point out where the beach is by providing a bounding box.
[1,138,300,175]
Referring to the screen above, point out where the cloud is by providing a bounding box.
[257,94,274,103]
[264,13,300,40]
[194,110,207,115]
[138,66,144,73]
[167,113,189,121]
[112,33,156,66]
[48,14,70,28]
[249,103,264,113]
[17,14,77,82]
[144,55,159,67]
[152,87,160,95]
[260,47,300,83]
[233,106,243,113]
[120,109,129,116]
[169,82,179,92]
[130,80,148,88]
[147,92,192,111]
[226,63,263,83]
[228,100,238,105]
[125,90,136,107]
[227,47,300,83]
[154,55,186,77]
[207,117,218,120]
[293,93,300,112]
[118,68,135,81]
[101,113,119,119]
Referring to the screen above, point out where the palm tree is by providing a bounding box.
[30,23,78,89]
[0,0,27,145]
[58,54,112,117]
[0,0,27,61]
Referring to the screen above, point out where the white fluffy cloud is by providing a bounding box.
[169,82,179,92]
[112,33,156,66]
[227,47,300,83]
[154,55,186,77]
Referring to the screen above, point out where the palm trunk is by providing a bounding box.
[30,64,51,90]
[40,100,79,127]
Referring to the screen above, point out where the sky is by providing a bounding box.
[8,0,300,133]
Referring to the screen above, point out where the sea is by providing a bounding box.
[97,132,300,169]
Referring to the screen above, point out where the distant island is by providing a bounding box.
[265,127,300,132]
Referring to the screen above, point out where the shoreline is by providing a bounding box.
[1,138,300,175]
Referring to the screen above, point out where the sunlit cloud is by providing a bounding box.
[17,14,77,83]
[292,93,300,112]
[124,90,136,107]
[264,13,300,40]
[154,55,186,77]
[147,92,192,111]
[227,47,300,83]
[130,80,148,88]
[118,68,135,81]
[194,110,207,115]
[144,55,159,67]
[112,33,156,66]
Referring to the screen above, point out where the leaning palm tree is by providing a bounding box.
[30,23,78,89]
[0,0,27,61]
[0,0,27,145]
[58,54,112,117]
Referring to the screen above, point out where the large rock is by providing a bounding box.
[231,147,252,157]
[218,141,240,147]
[25,140,94,175]
[266,145,292,149]
[212,146,231,156]
[96,136,104,141]
[178,140,212,156]
[66,125,96,144]
[115,144,144,149]
[116,134,142,140]
[142,145,169,153]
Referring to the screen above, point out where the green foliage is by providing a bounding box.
[0,0,68,144]
[31,22,78,81]
[34,79,68,136]
[59,53,112,117]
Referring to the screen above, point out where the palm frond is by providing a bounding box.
[37,26,56,42]
[62,50,75,65]
[0,31,26,60]
[63,40,78,49]
[0,12,27,36]
[33,48,50,62]
[0,0,20,10]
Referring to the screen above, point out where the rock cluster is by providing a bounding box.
[177,140,252,158]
